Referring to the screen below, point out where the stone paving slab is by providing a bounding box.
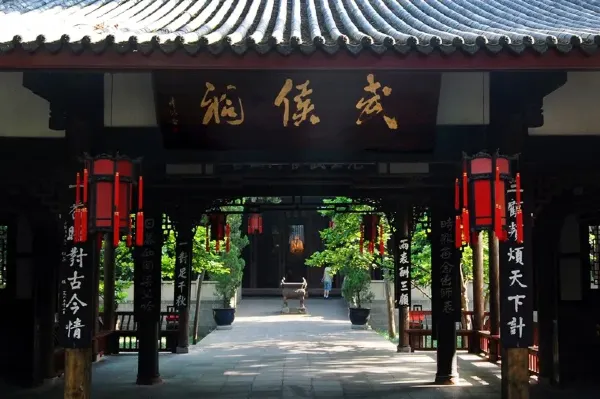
[6,298,597,398]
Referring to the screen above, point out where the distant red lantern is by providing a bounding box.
[455,152,518,247]
[361,214,380,254]
[208,214,226,252]
[73,154,143,248]
[247,213,263,235]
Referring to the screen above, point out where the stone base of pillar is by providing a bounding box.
[350,324,369,330]
[435,374,459,385]
[216,325,233,330]
[175,346,189,354]
[136,375,163,385]
[397,345,411,353]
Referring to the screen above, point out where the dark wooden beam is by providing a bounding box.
[3,48,600,71]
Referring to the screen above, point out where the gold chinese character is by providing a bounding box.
[274,78,320,127]
[200,83,244,126]
[355,73,397,130]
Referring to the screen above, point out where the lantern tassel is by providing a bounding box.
[258,215,263,234]
[225,224,231,253]
[113,212,120,247]
[81,208,88,243]
[455,178,460,211]
[138,176,144,210]
[97,234,103,252]
[455,215,462,248]
[83,169,88,204]
[74,173,81,243]
[359,224,364,254]
[516,209,524,244]
[462,208,470,245]
[462,167,468,210]
[516,173,524,244]
[135,212,144,247]
[493,167,502,240]
[126,215,133,247]
[216,239,220,252]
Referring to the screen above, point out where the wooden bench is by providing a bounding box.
[109,310,180,354]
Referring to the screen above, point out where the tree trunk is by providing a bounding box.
[191,272,205,345]
[383,270,396,339]
[459,264,472,330]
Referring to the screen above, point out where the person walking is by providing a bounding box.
[321,266,333,299]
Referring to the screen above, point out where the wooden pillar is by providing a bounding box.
[64,349,92,399]
[134,208,163,385]
[470,231,485,354]
[489,231,501,361]
[431,193,462,385]
[102,234,116,353]
[57,72,103,399]
[499,182,534,399]
[395,206,411,353]
[535,211,561,384]
[38,222,60,380]
[174,220,193,354]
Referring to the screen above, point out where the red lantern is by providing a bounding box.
[458,152,512,243]
[225,224,231,253]
[74,155,143,248]
[361,214,380,254]
[209,214,226,252]
[247,213,263,235]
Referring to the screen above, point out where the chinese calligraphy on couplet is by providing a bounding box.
[355,74,398,130]
[200,82,245,126]
[274,78,321,127]
[439,218,456,315]
[60,197,91,347]
[175,237,191,310]
[501,182,533,348]
[395,238,411,308]
[137,217,158,316]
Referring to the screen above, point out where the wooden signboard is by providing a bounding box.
[500,182,534,348]
[134,210,163,321]
[155,71,441,152]
[59,201,94,348]
[394,236,411,309]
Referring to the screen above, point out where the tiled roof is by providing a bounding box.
[1,0,600,55]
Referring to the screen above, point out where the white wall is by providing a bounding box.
[117,281,242,308]
[0,72,65,137]
[529,72,600,136]
[104,73,157,128]
[437,72,489,125]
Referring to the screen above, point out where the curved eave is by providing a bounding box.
[0,43,600,71]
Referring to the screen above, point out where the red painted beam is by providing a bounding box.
[1,48,600,71]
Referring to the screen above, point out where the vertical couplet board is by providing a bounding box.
[58,200,95,348]
[394,236,411,309]
[134,211,163,321]
[174,228,192,310]
[500,182,534,348]
[430,208,462,328]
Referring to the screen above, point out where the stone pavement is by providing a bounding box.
[7,297,594,398]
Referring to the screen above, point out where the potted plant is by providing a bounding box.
[211,250,243,329]
[342,267,374,328]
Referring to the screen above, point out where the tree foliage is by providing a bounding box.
[306,197,490,307]
[305,197,392,275]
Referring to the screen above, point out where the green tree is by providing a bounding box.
[210,206,249,308]
[306,198,491,315]
[305,197,390,276]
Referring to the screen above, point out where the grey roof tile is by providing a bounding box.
[0,0,599,55]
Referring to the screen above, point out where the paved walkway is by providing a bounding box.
[7,298,594,398]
